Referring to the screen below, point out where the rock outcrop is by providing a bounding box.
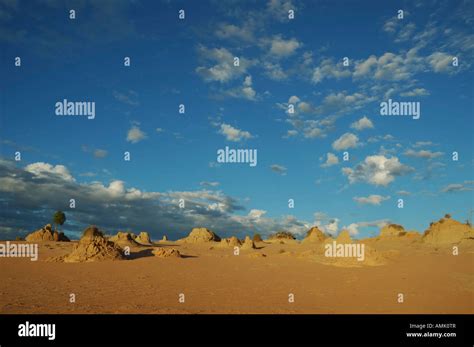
[180,228,221,243]
[61,226,124,263]
[423,217,474,245]
[25,224,70,242]
[302,226,327,243]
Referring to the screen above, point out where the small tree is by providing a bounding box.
[253,233,263,242]
[53,211,66,232]
[444,213,451,219]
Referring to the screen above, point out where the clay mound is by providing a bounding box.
[423,218,474,246]
[182,228,221,243]
[26,224,69,242]
[241,236,256,250]
[302,226,327,243]
[380,224,405,237]
[61,226,124,263]
[219,236,242,247]
[336,230,352,244]
[152,247,181,258]
[109,231,140,248]
[135,231,152,245]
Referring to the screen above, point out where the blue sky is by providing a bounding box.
[0,0,473,240]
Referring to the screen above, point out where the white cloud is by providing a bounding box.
[353,50,424,81]
[404,149,443,159]
[263,62,287,80]
[311,58,351,84]
[441,183,474,193]
[321,153,339,167]
[93,149,108,158]
[397,190,411,196]
[112,90,139,106]
[353,194,390,205]
[428,52,454,73]
[25,162,75,182]
[315,91,374,116]
[126,125,147,143]
[350,116,374,131]
[270,164,287,175]
[288,95,300,104]
[332,133,360,151]
[342,155,413,186]
[215,23,254,42]
[413,141,434,148]
[401,88,430,97]
[268,35,301,57]
[266,0,296,22]
[226,75,258,100]
[283,129,298,138]
[218,123,253,142]
[200,181,220,187]
[196,46,255,83]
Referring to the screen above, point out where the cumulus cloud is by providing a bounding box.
[350,116,374,131]
[215,23,254,42]
[332,133,360,151]
[321,153,339,167]
[263,61,287,80]
[270,164,287,175]
[0,160,315,239]
[226,75,257,100]
[315,91,374,116]
[353,194,390,205]
[25,162,75,182]
[266,0,297,22]
[342,155,413,186]
[353,50,424,81]
[428,52,454,73]
[126,125,147,143]
[196,46,255,83]
[218,123,253,142]
[311,58,351,84]
[267,35,301,57]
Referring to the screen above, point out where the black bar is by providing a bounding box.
[0,314,472,346]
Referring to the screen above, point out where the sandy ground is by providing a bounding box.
[0,240,472,314]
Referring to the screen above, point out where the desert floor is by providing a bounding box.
[0,240,472,314]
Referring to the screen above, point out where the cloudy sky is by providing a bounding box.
[0,0,473,240]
